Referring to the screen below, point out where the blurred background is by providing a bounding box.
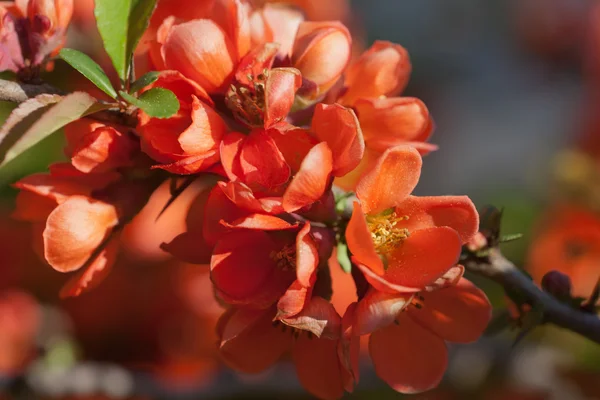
[1,0,600,398]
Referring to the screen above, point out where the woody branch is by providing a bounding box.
[0,78,137,127]
[463,248,600,345]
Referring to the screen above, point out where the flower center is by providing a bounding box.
[270,244,296,271]
[225,70,268,127]
[366,210,410,255]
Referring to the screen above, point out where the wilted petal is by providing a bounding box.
[408,278,492,343]
[369,313,448,394]
[356,145,422,215]
[43,196,118,272]
[312,103,364,177]
[281,296,341,339]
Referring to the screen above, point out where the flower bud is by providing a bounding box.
[340,41,411,105]
[292,21,351,99]
[162,19,237,93]
[541,270,572,299]
[27,0,73,34]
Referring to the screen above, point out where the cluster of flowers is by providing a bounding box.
[8,0,492,398]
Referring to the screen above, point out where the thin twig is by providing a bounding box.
[464,248,600,345]
[0,78,137,127]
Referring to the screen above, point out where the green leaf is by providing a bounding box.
[0,92,113,168]
[94,0,158,83]
[94,0,132,81]
[336,241,352,274]
[119,88,179,118]
[59,48,117,99]
[129,71,160,94]
[127,0,158,72]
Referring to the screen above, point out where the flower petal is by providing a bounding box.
[356,145,422,215]
[312,103,364,177]
[239,129,290,189]
[341,41,411,105]
[177,96,227,155]
[219,180,284,214]
[345,201,384,274]
[59,236,120,298]
[354,288,413,335]
[293,335,345,400]
[276,279,312,318]
[210,231,294,308]
[218,308,291,373]
[43,196,118,272]
[408,278,492,343]
[338,302,360,392]
[395,195,479,243]
[296,223,319,287]
[354,97,432,150]
[282,142,333,212]
[369,313,448,394]
[264,67,302,128]
[385,226,462,289]
[281,296,341,339]
[163,19,237,93]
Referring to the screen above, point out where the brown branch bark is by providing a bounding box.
[464,248,600,345]
[0,78,137,127]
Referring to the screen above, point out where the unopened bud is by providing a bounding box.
[541,270,572,299]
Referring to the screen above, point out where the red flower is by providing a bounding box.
[354,278,491,393]
[0,290,40,375]
[137,71,227,174]
[217,297,358,399]
[211,221,318,313]
[332,41,435,190]
[346,146,479,293]
[0,0,73,72]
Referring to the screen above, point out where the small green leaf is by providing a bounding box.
[95,0,132,81]
[59,48,117,99]
[336,241,352,274]
[129,71,160,93]
[0,92,113,168]
[119,88,179,118]
[127,0,158,72]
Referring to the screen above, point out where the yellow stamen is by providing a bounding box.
[367,209,410,255]
[225,69,268,127]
